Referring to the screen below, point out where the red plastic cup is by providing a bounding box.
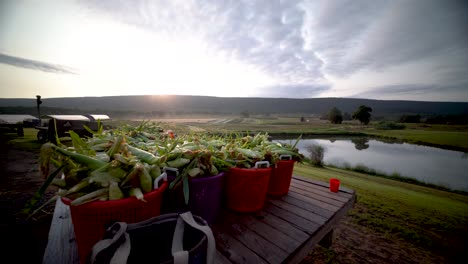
[330,178,340,192]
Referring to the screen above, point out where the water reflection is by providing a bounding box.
[276,137,468,192]
[351,138,369,150]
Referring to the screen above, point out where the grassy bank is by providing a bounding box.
[365,123,468,152]
[294,163,468,262]
[324,163,468,196]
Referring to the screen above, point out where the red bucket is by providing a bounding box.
[225,161,271,212]
[268,157,295,196]
[63,181,168,264]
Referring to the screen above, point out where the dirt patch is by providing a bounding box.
[0,143,56,263]
[301,217,445,264]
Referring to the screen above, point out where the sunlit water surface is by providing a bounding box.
[276,138,468,192]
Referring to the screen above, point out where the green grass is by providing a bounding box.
[366,128,468,151]
[325,163,468,195]
[1,128,42,151]
[294,163,468,261]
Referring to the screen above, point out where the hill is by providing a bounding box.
[1,95,467,118]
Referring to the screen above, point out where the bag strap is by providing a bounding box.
[90,212,215,264]
[171,212,215,264]
[90,222,131,264]
[172,216,189,264]
[110,233,130,264]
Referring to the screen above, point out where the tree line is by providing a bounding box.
[323,105,373,125]
[321,106,468,125]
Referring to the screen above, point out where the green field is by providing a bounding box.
[294,163,468,262]
[0,127,42,151]
[366,125,468,150]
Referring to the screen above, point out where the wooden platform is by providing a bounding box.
[43,175,355,264]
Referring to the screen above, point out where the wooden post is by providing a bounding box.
[17,124,24,137]
[319,229,334,248]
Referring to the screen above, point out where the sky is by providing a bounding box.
[0,0,467,101]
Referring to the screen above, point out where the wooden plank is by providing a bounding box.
[269,199,327,225]
[213,229,268,264]
[217,218,288,263]
[290,178,353,199]
[293,175,355,193]
[254,210,309,243]
[215,248,235,264]
[264,202,320,235]
[290,180,351,202]
[293,175,355,194]
[287,191,339,213]
[285,193,356,264]
[232,212,303,253]
[42,199,79,264]
[290,179,352,200]
[278,195,334,218]
[289,186,345,207]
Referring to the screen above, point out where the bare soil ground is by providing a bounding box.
[0,141,57,263]
[301,218,445,264]
[0,137,448,264]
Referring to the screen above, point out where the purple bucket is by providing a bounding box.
[165,172,225,224]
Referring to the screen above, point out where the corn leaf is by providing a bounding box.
[69,130,95,156]
[21,165,64,215]
[183,175,189,205]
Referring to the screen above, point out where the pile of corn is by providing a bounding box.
[30,121,303,213]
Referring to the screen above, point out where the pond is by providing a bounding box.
[275,137,468,192]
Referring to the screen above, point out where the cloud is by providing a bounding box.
[253,84,330,98]
[78,0,468,100]
[0,53,77,74]
[351,84,468,102]
[79,0,324,86]
[300,0,468,76]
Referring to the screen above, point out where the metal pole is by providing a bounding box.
[36,95,42,120]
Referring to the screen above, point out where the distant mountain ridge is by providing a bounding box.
[1,95,467,117]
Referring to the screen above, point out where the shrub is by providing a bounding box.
[306,144,325,167]
[375,121,406,130]
[328,107,343,124]
[400,114,421,123]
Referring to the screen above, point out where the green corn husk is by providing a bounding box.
[109,181,124,200]
[129,187,145,202]
[125,144,159,164]
[71,188,109,206]
[139,165,153,193]
[167,157,190,168]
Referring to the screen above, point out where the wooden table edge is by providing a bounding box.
[283,191,356,264]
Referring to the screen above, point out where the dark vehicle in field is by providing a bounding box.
[35,114,110,143]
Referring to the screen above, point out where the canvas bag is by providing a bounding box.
[89,212,215,264]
